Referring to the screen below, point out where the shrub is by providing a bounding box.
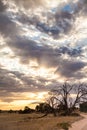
[57,122,71,130]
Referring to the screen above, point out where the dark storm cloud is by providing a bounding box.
[0,68,43,98]
[58,46,82,57]
[14,10,73,38]
[80,0,87,14]
[37,0,87,38]
[0,0,81,40]
[0,91,14,102]
[7,38,61,67]
[55,11,73,32]
[36,11,74,37]
[11,71,61,92]
[11,2,76,38]
[55,60,86,78]
[7,36,83,68]
[37,22,60,36]
[0,67,50,94]
[0,68,22,92]
[0,13,19,36]
[0,0,84,39]
[0,68,31,94]
[11,71,39,88]
[0,0,7,12]
[16,12,37,25]
[73,0,87,16]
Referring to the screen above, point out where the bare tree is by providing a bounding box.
[47,82,87,115]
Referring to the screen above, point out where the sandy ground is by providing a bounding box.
[0,113,81,130]
[70,114,87,130]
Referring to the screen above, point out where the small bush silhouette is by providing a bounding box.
[57,122,71,130]
[18,106,35,114]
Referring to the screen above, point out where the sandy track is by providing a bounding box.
[70,114,87,130]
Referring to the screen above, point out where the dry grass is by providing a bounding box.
[0,113,82,130]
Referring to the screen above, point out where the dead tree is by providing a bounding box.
[47,83,87,115]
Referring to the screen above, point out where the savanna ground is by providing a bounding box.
[0,113,82,130]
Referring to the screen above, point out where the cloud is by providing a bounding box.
[0,68,22,92]
[13,0,45,9]
[0,0,82,41]
[0,0,7,12]
[36,10,74,38]
[7,36,83,68]
[7,38,60,67]
[0,13,19,36]
[0,67,50,93]
[73,0,87,16]
[55,60,86,78]
[8,0,76,38]
[58,46,82,57]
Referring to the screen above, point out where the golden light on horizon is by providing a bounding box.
[0,92,49,110]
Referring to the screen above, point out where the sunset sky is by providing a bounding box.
[0,0,87,110]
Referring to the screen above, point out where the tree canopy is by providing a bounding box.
[47,83,87,115]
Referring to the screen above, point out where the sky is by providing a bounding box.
[0,0,87,110]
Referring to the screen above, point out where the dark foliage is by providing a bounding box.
[18,106,35,114]
[80,102,87,112]
[35,103,53,114]
[8,109,17,113]
[47,83,87,116]
[57,122,71,130]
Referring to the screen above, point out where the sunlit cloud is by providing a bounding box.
[0,91,49,110]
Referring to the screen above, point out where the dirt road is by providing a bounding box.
[70,114,87,130]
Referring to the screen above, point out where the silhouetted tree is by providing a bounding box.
[18,109,23,114]
[48,83,87,115]
[8,109,14,113]
[8,110,17,113]
[35,103,53,114]
[24,106,31,113]
[18,106,34,114]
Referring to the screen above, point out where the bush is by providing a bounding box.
[70,112,80,116]
[18,106,35,114]
[80,102,87,112]
[57,122,71,130]
[59,111,80,117]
